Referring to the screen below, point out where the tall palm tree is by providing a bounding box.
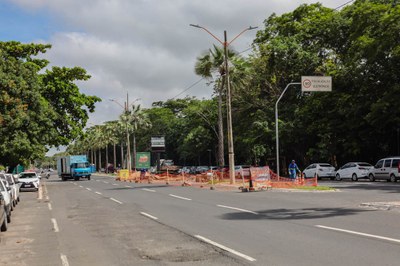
[195,45,238,167]
[123,104,152,169]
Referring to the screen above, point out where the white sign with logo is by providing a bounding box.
[151,137,165,148]
[301,76,332,92]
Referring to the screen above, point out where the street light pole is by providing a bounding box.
[190,24,257,184]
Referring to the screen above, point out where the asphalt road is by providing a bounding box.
[1,174,399,265]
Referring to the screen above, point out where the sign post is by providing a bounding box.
[275,76,332,178]
[151,136,165,172]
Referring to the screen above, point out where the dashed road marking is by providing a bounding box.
[112,183,118,186]
[60,254,69,266]
[86,187,92,191]
[125,185,132,188]
[217,204,258,215]
[140,212,158,220]
[169,194,192,201]
[316,225,400,244]
[110,198,123,204]
[103,181,109,184]
[48,203,52,210]
[142,188,156,192]
[51,218,60,232]
[95,191,102,195]
[195,235,256,262]
[79,185,83,188]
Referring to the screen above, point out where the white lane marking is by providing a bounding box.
[125,185,132,188]
[79,185,83,188]
[51,218,60,232]
[95,191,102,195]
[38,186,43,200]
[316,225,400,244]
[103,181,109,184]
[60,254,69,266]
[86,188,92,191]
[217,204,258,215]
[96,180,100,182]
[48,203,52,211]
[140,212,158,220]
[169,194,192,201]
[110,198,123,204]
[142,188,156,192]
[72,182,77,185]
[112,183,118,186]
[195,235,256,262]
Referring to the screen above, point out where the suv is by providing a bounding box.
[368,157,400,182]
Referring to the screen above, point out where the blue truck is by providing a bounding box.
[57,155,92,181]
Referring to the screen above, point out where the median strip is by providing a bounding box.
[217,204,258,215]
[316,225,400,244]
[169,194,192,201]
[195,235,256,262]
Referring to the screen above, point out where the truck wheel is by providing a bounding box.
[74,176,80,181]
[88,176,91,180]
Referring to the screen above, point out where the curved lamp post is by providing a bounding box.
[190,24,257,184]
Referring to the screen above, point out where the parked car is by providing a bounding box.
[195,166,209,174]
[0,175,14,211]
[18,171,40,191]
[368,157,400,182]
[303,163,336,180]
[235,165,251,178]
[0,194,7,232]
[6,174,20,205]
[335,162,373,181]
[0,178,12,223]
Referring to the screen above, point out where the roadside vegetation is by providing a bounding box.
[1,1,399,172]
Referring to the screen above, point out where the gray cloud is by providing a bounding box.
[9,0,342,127]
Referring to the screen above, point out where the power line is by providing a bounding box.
[170,78,205,99]
[335,0,355,10]
[170,1,356,101]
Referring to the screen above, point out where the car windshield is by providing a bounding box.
[319,164,333,167]
[72,163,90,168]
[19,173,37,178]
[358,163,372,167]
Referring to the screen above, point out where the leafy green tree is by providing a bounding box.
[0,41,100,170]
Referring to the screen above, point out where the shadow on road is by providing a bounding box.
[220,207,372,221]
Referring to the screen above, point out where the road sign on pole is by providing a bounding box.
[301,76,332,92]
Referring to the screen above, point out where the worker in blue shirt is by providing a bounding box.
[288,160,300,179]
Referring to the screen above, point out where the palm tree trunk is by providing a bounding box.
[94,150,97,171]
[133,133,137,170]
[218,78,225,167]
[113,143,116,171]
[121,141,124,169]
[98,149,101,172]
[105,145,109,173]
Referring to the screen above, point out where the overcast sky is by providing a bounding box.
[0,0,343,154]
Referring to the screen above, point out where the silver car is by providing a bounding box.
[303,163,336,180]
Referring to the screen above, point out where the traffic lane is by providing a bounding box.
[45,178,247,266]
[105,184,400,265]
[0,186,61,266]
[89,175,400,240]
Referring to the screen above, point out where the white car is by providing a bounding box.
[18,172,40,191]
[335,162,373,181]
[5,174,21,205]
[0,178,12,223]
[303,163,336,180]
[368,157,400,182]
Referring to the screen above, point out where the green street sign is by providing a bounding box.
[136,152,151,169]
